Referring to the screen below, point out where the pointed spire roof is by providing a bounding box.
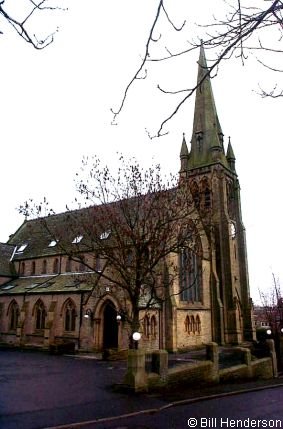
[188,44,228,169]
[180,133,189,158]
[226,136,236,171]
[226,137,236,160]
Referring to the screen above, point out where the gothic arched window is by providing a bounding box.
[143,315,150,338]
[66,257,72,273]
[9,301,19,331]
[20,262,25,276]
[79,256,85,272]
[34,300,46,331]
[64,300,77,332]
[190,180,200,209]
[31,261,36,276]
[185,315,191,333]
[151,315,157,339]
[196,315,201,334]
[179,247,202,302]
[201,178,211,210]
[53,258,59,274]
[42,259,47,275]
[191,315,196,334]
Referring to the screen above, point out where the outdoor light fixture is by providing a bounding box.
[266,329,272,335]
[116,310,126,322]
[132,331,141,349]
[84,309,93,319]
[132,332,141,341]
[280,328,283,334]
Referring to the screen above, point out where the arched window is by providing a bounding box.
[204,187,211,208]
[196,315,201,334]
[143,315,150,339]
[20,262,25,276]
[95,254,101,272]
[34,300,46,330]
[64,300,77,332]
[151,315,157,339]
[31,261,36,276]
[201,178,211,210]
[9,301,19,331]
[79,256,85,272]
[185,315,191,333]
[179,247,202,302]
[53,258,59,274]
[191,316,195,334]
[190,180,200,209]
[42,259,47,274]
[65,257,72,273]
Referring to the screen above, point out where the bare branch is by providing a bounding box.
[257,83,283,98]
[112,0,283,136]
[0,0,66,49]
[111,0,164,124]
[161,2,186,32]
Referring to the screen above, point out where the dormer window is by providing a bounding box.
[48,240,58,247]
[100,230,111,240]
[17,244,28,253]
[72,235,83,244]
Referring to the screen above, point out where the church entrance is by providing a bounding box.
[103,301,118,349]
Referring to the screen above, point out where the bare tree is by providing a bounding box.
[111,0,283,137]
[258,273,282,331]
[0,0,66,48]
[19,155,204,348]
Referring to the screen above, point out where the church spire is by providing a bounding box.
[188,44,228,170]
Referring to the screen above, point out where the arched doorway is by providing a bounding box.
[103,301,118,349]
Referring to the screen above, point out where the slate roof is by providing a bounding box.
[0,243,17,277]
[0,272,95,295]
[8,208,96,261]
[7,190,179,261]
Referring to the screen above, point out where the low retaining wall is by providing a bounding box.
[157,361,214,388]
[126,341,277,392]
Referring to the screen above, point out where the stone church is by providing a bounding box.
[0,47,254,352]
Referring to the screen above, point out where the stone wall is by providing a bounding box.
[127,342,276,392]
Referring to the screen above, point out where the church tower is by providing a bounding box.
[180,46,254,344]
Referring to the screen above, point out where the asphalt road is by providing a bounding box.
[1,349,283,429]
[0,349,167,429]
[59,386,283,429]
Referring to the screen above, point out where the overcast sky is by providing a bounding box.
[1,0,282,303]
